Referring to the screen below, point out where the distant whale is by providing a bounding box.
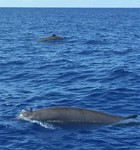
[37,34,63,42]
[17,106,137,125]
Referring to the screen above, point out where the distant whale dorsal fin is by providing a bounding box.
[125,115,137,119]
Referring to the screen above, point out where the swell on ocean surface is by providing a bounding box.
[0,8,140,150]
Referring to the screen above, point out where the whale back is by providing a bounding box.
[37,35,63,42]
[19,107,125,124]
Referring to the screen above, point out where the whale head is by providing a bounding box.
[17,110,34,120]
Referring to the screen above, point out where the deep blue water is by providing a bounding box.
[0,8,140,150]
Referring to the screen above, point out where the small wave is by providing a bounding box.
[113,48,132,55]
[0,59,26,66]
[109,67,132,79]
[77,49,94,55]
[85,39,108,45]
[112,68,130,75]
[114,118,140,127]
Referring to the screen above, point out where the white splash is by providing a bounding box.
[17,110,57,130]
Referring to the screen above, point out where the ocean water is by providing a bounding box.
[0,8,140,150]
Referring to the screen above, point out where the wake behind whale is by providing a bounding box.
[17,106,137,128]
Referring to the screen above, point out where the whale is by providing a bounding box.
[17,106,137,125]
[37,34,63,42]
